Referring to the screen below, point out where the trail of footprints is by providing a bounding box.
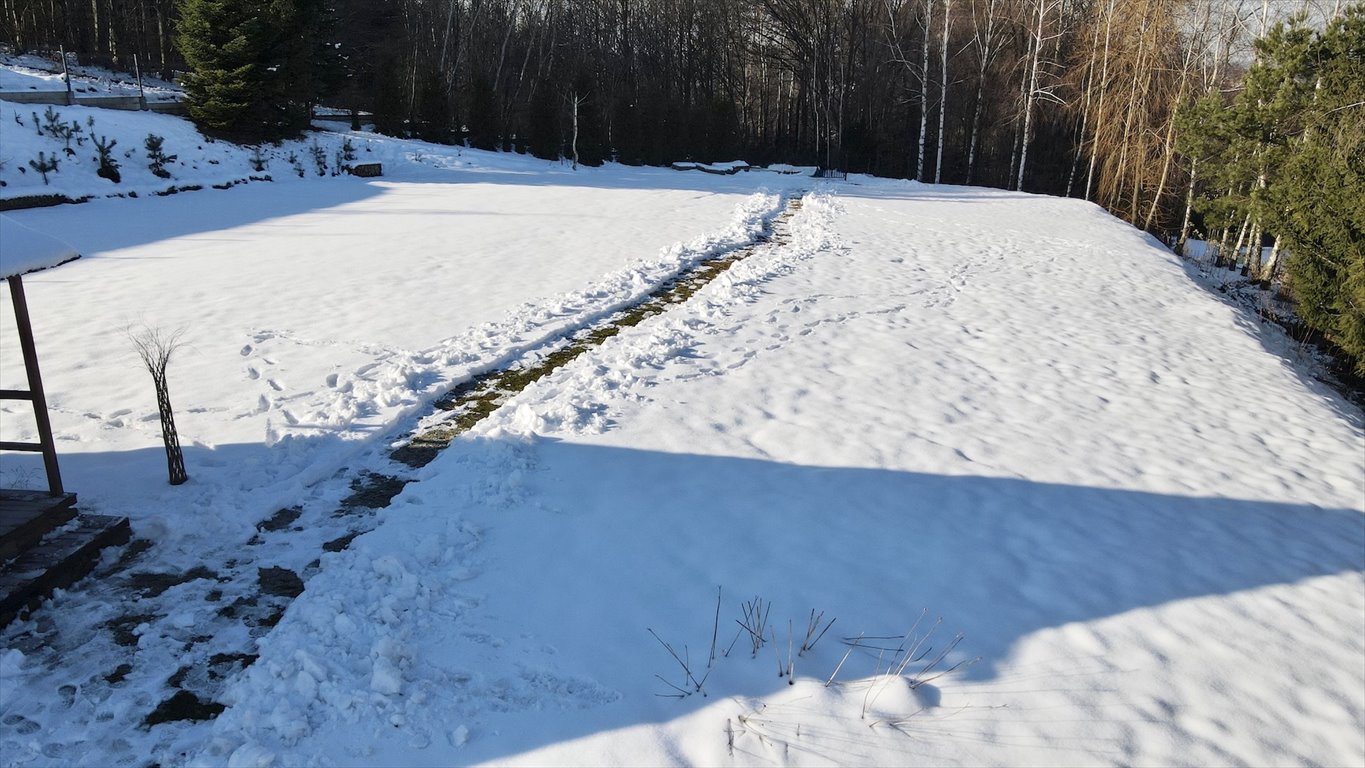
[240,330,299,423]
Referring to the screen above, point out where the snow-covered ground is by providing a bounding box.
[190,183,1364,767]
[1,122,800,550]
[1,100,414,202]
[1,97,1362,767]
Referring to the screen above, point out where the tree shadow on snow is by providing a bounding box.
[392,437,1365,763]
[5,433,1362,763]
[1,162,805,273]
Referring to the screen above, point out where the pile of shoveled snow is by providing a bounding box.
[186,183,1362,767]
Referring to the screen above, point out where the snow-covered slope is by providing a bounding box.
[190,183,1361,766]
[0,102,1360,767]
[1,100,432,201]
[0,148,799,534]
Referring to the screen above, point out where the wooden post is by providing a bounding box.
[134,53,146,109]
[5,276,64,496]
[59,47,73,106]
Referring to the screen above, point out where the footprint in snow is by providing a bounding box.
[2,715,40,735]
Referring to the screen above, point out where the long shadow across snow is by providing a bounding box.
[2,160,801,261]
[1,434,1361,764]
[470,438,1365,677]
[3,176,387,259]
[363,436,1365,764]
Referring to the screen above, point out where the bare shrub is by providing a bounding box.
[130,325,188,485]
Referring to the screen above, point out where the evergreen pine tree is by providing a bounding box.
[1181,7,1365,374]
[527,84,561,161]
[1269,8,1365,375]
[176,0,261,140]
[176,0,341,142]
[467,73,500,151]
[612,96,644,165]
[270,0,345,133]
[369,46,408,137]
[416,75,453,144]
[1180,15,1315,270]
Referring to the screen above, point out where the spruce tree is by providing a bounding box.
[177,0,341,143]
[176,0,261,140]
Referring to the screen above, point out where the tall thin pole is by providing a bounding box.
[59,46,73,106]
[134,53,146,109]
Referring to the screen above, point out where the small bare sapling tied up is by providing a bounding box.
[130,325,188,485]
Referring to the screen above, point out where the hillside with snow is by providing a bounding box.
[0,99,1362,767]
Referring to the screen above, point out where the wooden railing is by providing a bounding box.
[1,275,63,496]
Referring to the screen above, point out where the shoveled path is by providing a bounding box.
[0,193,806,766]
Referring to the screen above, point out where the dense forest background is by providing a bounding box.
[3,0,1362,372]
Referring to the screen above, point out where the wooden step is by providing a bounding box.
[0,513,131,628]
[0,490,77,562]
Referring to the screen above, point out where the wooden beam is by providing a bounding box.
[6,276,63,496]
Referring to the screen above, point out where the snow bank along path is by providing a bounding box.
[191,181,1363,767]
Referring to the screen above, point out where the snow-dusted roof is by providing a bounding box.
[1,214,80,279]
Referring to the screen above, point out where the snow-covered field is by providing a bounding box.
[1,100,1362,767]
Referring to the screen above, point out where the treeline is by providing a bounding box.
[1179,10,1364,375]
[2,0,177,79]
[1,1,1348,219]
[0,0,1249,200]
[3,0,1361,372]
[330,0,1085,193]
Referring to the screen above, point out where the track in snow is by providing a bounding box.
[0,192,807,766]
